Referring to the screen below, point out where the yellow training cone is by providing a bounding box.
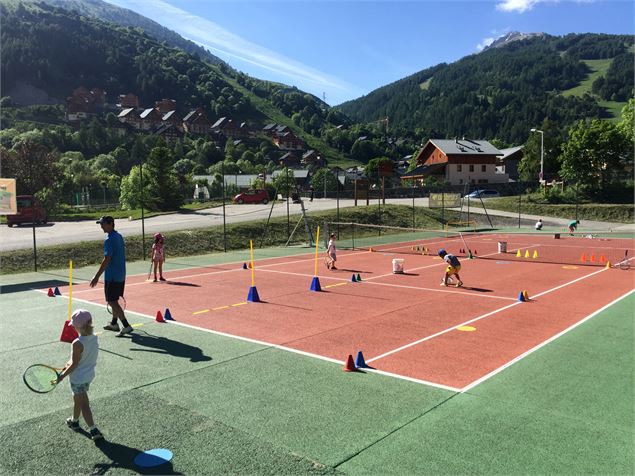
[532,250,538,259]
[516,249,522,258]
[523,290,529,301]
[605,261,612,269]
[524,250,530,258]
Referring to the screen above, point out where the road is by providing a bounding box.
[2,197,630,252]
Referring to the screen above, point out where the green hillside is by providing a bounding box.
[338,33,634,144]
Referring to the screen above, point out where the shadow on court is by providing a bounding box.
[164,281,201,287]
[0,279,68,294]
[128,331,212,362]
[91,439,181,475]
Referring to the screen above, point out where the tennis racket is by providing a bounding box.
[23,364,63,394]
[106,296,127,315]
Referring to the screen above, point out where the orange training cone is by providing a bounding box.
[599,254,606,264]
[343,354,357,372]
[590,254,596,263]
[156,310,165,322]
[523,290,529,301]
[48,288,55,297]
[580,253,587,263]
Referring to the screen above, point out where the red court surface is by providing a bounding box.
[65,233,635,392]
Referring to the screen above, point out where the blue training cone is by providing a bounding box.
[310,276,322,292]
[355,351,368,368]
[247,286,261,302]
[164,308,174,320]
[242,262,248,269]
[351,274,357,282]
[517,291,526,302]
[54,286,61,296]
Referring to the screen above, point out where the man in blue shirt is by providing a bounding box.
[90,216,132,337]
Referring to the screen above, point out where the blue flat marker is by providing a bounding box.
[134,448,173,468]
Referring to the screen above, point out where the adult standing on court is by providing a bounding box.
[90,216,133,337]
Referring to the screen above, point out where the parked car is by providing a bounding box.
[7,195,48,226]
[465,189,500,199]
[233,189,269,204]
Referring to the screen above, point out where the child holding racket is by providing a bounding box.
[151,232,166,282]
[438,249,463,288]
[56,309,104,442]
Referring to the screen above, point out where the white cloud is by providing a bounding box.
[496,0,541,13]
[476,37,496,50]
[104,0,351,97]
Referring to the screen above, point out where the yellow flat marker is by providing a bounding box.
[213,305,230,311]
[132,323,145,328]
[231,302,247,307]
[457,325,476,332]
[324,282,347,289]
[193,309,210,315]
[562,265,579,269]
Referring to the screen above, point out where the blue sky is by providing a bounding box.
[105,0,634,105]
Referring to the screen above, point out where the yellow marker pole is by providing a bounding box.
[67,260,73,321]
[314,226,321,276]
[249,240,255,286]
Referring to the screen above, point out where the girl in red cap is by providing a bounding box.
[151,233,166,282]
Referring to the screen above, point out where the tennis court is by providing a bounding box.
[1,229,633,474]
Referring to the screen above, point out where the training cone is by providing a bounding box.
[532,250,538,259]
[356,273,362,282]
[599,254,606,264]
[343,354,357,372]
[516,250,522,258]
[524,250,530,258]
[242,262,248,269]
[247,286,261,302]
[523,290,529,301]
[468,251,474,259]
[156,310,165,322]
[517,291,526,302]
[590,254,596,263]
[605,261,612,269]
[310,276,322,292]
[351,274,357,282]
[248,262,253,269]
[47,288,55,297]
[164,308,174,321]
[355,351,368,368]
[54,286,61,296]
[580,253,587,262]
[369,247,375,252]
[60,320,79,343]
[474,249,477,256]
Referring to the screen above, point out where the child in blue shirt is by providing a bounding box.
[438,249,464,288]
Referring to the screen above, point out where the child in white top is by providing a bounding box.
[56,309,103,441]
[326,233,337,270]
[535,219,543,230]
[151,233,166,282]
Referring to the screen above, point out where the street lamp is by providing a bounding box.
[530,128,544,184]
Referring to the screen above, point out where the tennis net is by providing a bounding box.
[326,222,635,267]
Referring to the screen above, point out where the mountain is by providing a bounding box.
[482,31,546,51]
[17,0,226,66]
[337,33,634,144]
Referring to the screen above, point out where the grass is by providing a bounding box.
[484,196,633,223]
[0,204,458,274]
[560,58,627,120]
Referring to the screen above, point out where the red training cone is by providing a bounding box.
[47,288,55,297]
[156,310,165,322]
[343,354,357,372]
[60,320,79,343]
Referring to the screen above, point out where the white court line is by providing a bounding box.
[460,289,635,393]
[258,267,516,302]
[366,265,610,364]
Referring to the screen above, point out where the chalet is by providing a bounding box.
[118,93,140,109]
[154,123,183,142]
[66,87,106,122]
[110,121,136,138]
[278,152,301,167]
[161,110,182,129]
[301,150,324,166]
[155,99,177,114]
[118,108,142,129]
[183,107,211,135]
[273,131,305,151]
[139,108,163,131]
[211,117,248,139]
[499,146,524,181]
[402,139,508,186]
